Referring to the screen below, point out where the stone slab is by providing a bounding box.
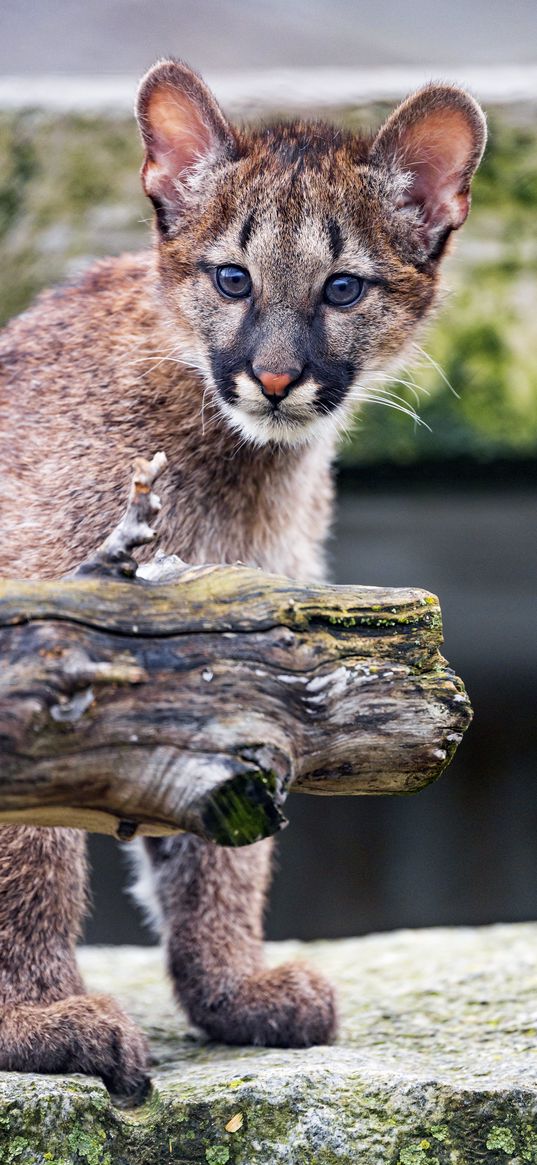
[1,924,536,1163]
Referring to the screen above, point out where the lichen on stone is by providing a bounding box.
[486,1125,517,1154]
[205,1148,230,1164]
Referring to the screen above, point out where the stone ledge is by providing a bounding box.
[1,923,536,1163]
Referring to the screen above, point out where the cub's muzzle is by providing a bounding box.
[252,366,303,402]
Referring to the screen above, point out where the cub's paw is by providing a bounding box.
[67,994,151,1104]
[200,962,337,1048]
[0,993,151,1105]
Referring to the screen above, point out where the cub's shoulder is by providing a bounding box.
[0,251,155,359]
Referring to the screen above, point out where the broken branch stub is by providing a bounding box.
[0,455,472,846]
[69,450,174,579]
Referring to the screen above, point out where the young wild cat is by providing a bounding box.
[0,61,486,1101]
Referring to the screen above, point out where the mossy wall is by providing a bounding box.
[1,103,537,468]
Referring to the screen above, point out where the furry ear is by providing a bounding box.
[370,84,486,258]
[136,59,237,235]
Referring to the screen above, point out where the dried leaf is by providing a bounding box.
[225,1112,243,1134]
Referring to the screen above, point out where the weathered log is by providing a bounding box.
[0,453,472,844]
[0,568,471,843]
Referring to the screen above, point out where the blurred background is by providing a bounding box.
[2,1,536,943]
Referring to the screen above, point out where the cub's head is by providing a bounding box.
[136,60,485,447]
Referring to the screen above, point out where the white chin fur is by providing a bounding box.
[218,401,324,447]
[217,373,336,448]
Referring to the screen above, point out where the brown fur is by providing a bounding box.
[144,836,335,1047]
[0,60,485,1099]
[0,827,149,1101]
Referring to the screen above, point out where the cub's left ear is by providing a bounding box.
[370,84,486,257]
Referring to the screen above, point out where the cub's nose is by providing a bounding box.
[253,366,302,400]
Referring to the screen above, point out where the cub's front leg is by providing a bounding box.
[140,835,337,1047]
[0,826,150,1103]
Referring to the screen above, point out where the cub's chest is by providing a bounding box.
[156,468,328,582]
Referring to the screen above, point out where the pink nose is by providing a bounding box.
[255,370,295,397]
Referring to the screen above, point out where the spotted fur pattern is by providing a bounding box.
[0,60,485,1098]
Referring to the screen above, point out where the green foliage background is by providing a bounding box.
[1,104,536,467]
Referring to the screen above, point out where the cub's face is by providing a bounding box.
[137,64,486,447]
[156,142,438,448]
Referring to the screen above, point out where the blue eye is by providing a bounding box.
[324,273,365,307]
[215,265,252,299]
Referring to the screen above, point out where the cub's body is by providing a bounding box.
[0,61,485,1100]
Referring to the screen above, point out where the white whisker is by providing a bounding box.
[349,385,432,431]
[412,342,460,399]
[366,373,431,407]
[200,382,214,437]
[362,380,424,409]
[124,344,187,382]
[356,383,423,413]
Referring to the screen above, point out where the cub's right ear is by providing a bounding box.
[136,59,237,236]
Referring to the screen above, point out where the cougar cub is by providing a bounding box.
[0,61,485,1100]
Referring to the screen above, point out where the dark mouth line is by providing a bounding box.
[242,397,317,420]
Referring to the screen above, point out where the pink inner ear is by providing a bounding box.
[143,85,214,205]
[398,109,475,231]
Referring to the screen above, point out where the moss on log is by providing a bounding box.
[0,924,535,1163]
[0,566,471,844]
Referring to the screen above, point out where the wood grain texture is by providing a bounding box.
[0,565,472,845]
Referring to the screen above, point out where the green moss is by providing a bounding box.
[205,1148,230,1165]
[486,1125,517,1154]
[66,1127,111,1165]
[398,1145,439,1165]
[4,1136,31,1161]
[430,1126,450,1143]
[521,1123,537,1162]
[202,766,288,846]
